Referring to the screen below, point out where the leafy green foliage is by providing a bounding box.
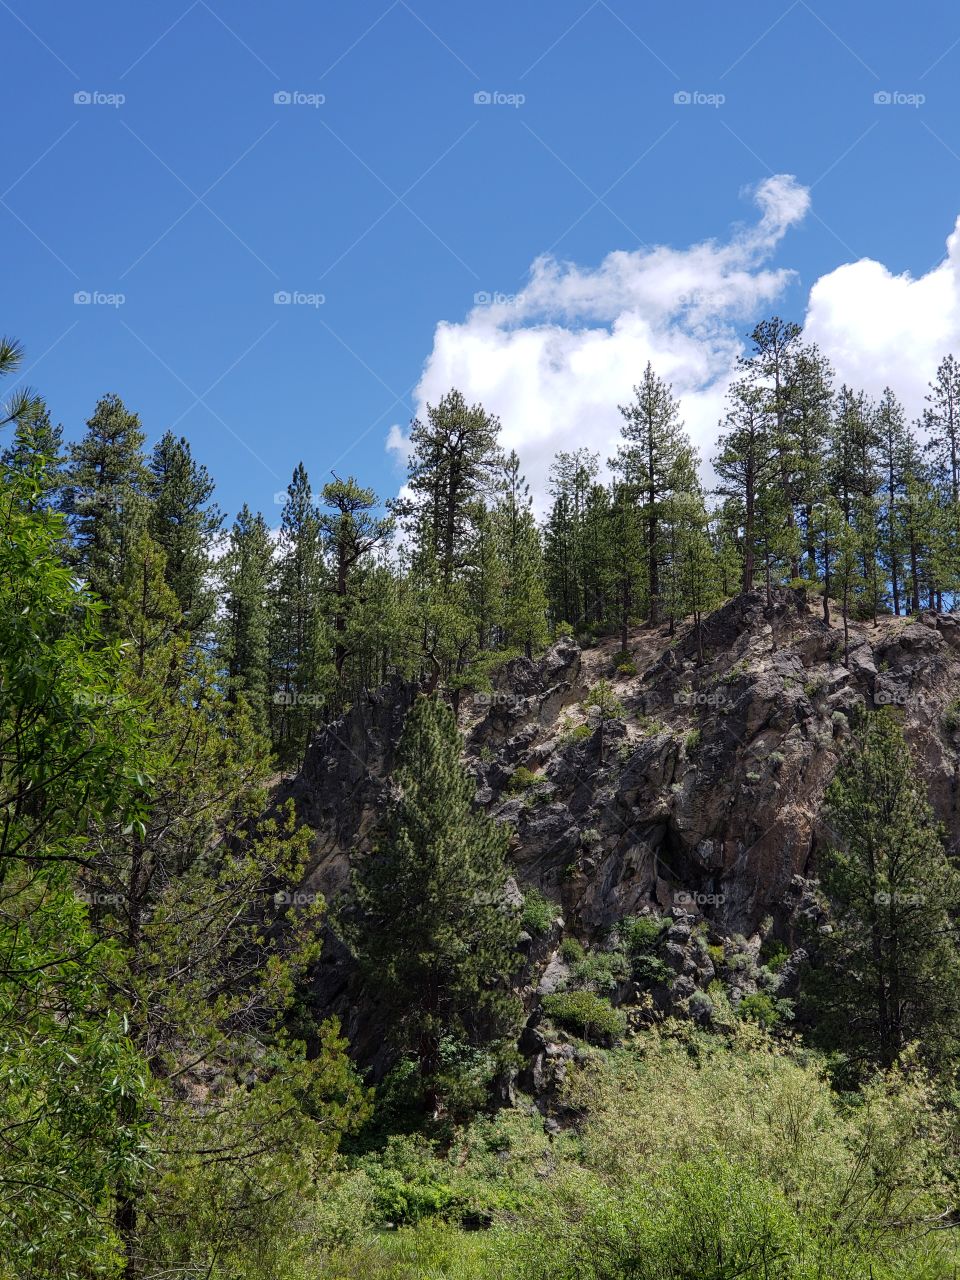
[541,992,627,1043]
[348,696,521,1112]
[520,887,555,936]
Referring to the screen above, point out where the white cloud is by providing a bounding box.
[391,175,960,510]
[394,176,809,508]
[803,220,960,414]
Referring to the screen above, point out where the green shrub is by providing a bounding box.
[707,942,725,967]
[559,936,585,964]
[541,991,627,1042]
[620,915,664,955]
[520,887,556,936]
[684,728,701,751]
[554,620,574,639]
[573,948,630,993]
[508,766,541,792]
[761,940,789,972]
[358,1135,461,1225]
[632,954,673,986]
[738,992,788,1029]
[943,697,960,733]
[614,652,638,677]
[559,718,592,746]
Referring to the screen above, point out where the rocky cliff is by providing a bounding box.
[281,587,960,1062]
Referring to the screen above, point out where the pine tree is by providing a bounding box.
[876,388,911,615]
[147,430,223,639]
[463,498,505,653]
[493,452,548,657]
[544,449,600,631]
[0,457,151,1275]
[741,317,805,579]
[924,354,960,507]
[347,696,520,1113]
[269,464,329,768]
[0,335,40,428]
[807,710,960,1074]
[65,394,150,607]
[318,475,393,688]
[401,389,503,586]
[612,363,688,625]
[88,546,366,1274]
[714,379,772,594]
[607,479,645,652]
[0,396,65,510]
[218,504,274,731]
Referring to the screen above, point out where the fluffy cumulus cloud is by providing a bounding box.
[388,175,810,505]
[388,176,960,505]
[804,220,960,413]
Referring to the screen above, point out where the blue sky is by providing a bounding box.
[3,1,960,518]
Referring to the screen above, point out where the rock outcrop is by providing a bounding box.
[283,588,960,1069]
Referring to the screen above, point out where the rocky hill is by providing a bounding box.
[281,587,960,1066]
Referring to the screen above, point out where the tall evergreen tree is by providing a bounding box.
[544,449,599,630]
[807,710,960,1074]
[65,394,150,606]
[612,363,688,625]
[147,430,223,639]
[218,504,274,730]
[269,464,328,768]
[317,475,393,686]
[493,451,549,657]
[714,379,772,594]
[401,389,503,585]
[876,388,912,615]
[347,696,520,1114]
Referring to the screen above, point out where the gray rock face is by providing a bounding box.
[282,596,960,1059]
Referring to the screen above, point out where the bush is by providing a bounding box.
[508,766,541,793]
[613,652,637,677]
[554,620,574,639]
[572,948,630,993]
[520,887,556,936]
[559,936,585,964]
[761,940,789,972]
[358,1135,461,1225]
[541,991,628,1043]
[632,954,674,987]
[684,728,701,752]
[620,915,664,955]
[738,992,790,1029]
[559,718,592,746]
[943,697,960,733]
